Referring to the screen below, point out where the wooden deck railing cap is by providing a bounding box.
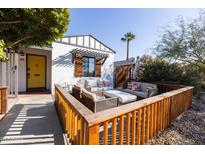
[0,86,8,90]
[55,84,93,123]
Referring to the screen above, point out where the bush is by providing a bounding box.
[137,55,204,96]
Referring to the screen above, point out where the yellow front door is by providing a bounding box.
[27,55,46,89]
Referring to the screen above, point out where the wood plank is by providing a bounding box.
[77,116,81,144]
[160,101,163,131]
[112,118,117,145]
[71,109,75,144]
[74,112,78,144]
[66,104,69,134]
[119,115,124,145]
[157,101,160,133]
[103,121,108,145]
[141,107,146,145]
[88,125,99,145]
[145,106,150,143]
[164,99,167,128]
[154,103,157,137]
[132,111,136,145]
[126,113,131,145]
[137,109,141,145]
[162,99,166,129]
[149,104,154,139]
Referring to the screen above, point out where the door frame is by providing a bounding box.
[26,54,47,91]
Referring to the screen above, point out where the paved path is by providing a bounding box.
[0,94,65,145]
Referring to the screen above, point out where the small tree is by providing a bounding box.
[156,10,205,73]
[121,32,135,60]
[0,8,70,61]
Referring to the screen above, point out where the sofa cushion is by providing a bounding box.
[141,83,157,92]
[90,87,103,92]
[120,89,148,98]
[85,79,98,88]
[103,90,137,104]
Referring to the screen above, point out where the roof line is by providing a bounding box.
[62,34,116,53]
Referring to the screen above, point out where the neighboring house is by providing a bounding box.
[0,35,116,96]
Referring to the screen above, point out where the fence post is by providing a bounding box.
[0,87,8,114]
[87,124,99,145]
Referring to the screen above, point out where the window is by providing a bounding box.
[82,57,95,77]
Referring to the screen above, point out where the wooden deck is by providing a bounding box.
[55,83,193,145]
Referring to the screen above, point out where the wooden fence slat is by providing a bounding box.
[145,106,150,143]
[137,109,141,145]
[149,104,154,139]
[88,125,99,145]
[141,107,146,145]
[103,121,108,145]
[112,118,117,145]
[77,116,81,144]
[119,115,124,145]
[126,113,131,145]
[132,110,136,144]
[154,103,157,137]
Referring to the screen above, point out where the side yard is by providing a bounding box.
[148,98,205,145]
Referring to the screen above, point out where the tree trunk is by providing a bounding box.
[126,41,129,60]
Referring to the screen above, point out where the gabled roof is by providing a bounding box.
[55,34,116,54]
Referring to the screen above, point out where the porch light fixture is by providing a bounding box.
[19,51,25,57]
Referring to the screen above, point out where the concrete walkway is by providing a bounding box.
[0,94,65,145]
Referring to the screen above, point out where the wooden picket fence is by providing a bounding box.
[0,87,7,114]
[55,84,193,145]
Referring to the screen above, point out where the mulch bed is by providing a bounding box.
[148,98,205,145]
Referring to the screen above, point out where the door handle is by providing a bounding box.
[34,74,40,76]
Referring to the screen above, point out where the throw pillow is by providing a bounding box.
[132,83,141,91]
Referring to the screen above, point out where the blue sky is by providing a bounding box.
[65,9,200,61]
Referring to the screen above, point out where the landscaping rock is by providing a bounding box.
[148,99,205,145]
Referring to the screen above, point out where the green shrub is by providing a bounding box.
[138,56,204,96]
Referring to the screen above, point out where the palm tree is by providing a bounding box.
[121,32,136,60]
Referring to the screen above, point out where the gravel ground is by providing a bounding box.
[148,98,205,145]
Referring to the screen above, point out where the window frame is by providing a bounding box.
[82,56,96,77]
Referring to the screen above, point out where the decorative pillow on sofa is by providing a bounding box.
[132,83,141,91]
[103,80,112,87]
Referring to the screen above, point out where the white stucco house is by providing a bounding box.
[0,35,116,96]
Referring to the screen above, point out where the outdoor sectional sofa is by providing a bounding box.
[118,81,158,99]
[76,78,113,92]
[72,84,118,113]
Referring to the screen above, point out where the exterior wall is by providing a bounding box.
[51,42,114,92]
[18,48,52,92]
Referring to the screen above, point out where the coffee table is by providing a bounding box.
[103,89,137,105]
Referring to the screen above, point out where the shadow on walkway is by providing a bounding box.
[0,96,65,145]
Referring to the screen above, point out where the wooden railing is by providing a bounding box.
[157,83,185,94]
[0,87,7,114]
[55,84,193,145]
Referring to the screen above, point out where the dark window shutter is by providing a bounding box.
[74,54,83,77]
[95,57,102,77]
